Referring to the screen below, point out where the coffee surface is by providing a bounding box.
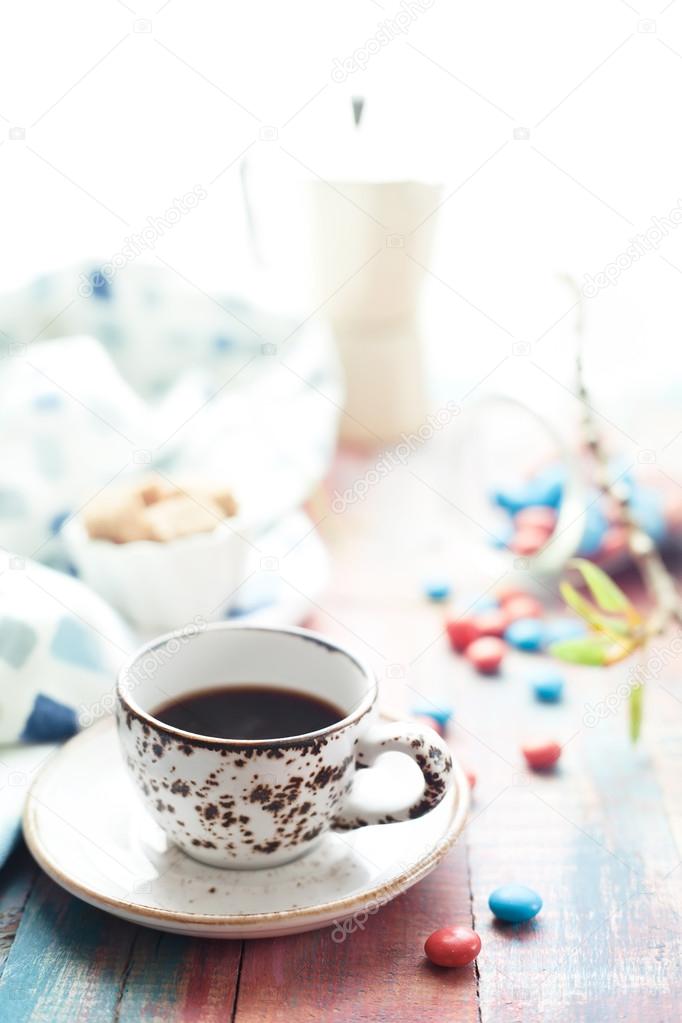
[153,685,344,740]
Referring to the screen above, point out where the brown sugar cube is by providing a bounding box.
[136,475,182,506]
[162,478,238,518]
[209,487,238,517]
[83,490,156,543]
[141,494,225,542]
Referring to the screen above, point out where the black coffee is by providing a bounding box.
[153,685,344,740]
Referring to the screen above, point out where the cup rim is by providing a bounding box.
[116,622,377,748]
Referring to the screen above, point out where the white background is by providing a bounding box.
[1,0,681,459]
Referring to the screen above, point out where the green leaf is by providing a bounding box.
[569,559,638,619]
[630,683,643,743]
[550,635,612,665]
[560,582,632,643]
[559,581,602,626]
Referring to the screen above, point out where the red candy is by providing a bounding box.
[522,741,562,770]
[514,506,556,534]
[496,583,526,601]
[446,617,481,653]
[466,636,506,674]
[597,525,629,561]
[510,526,549,556]
[412,713,445,737]
[472,608,508,638]
[504,595,543,621]
[425,925,481,968]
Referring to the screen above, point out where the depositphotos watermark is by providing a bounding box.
[329,892,392,943]
[331,401,461,514]
[77,185,208,298]
[330,0,435,81]
[77,615,206,727]
[582,199,682,298]
[582,631,682,728]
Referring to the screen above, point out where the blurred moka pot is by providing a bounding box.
[240,96,442,446]
[309,176,442,446]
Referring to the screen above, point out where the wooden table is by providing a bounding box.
[1,444,681,1022]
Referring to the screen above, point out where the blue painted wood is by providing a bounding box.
[0,873,136,1023]
[115,930,241,1022]
[0,842,37,979]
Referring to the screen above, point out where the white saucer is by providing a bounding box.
[23,718,468,939]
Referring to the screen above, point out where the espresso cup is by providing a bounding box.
[116,623,455,869]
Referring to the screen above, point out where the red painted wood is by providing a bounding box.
[234,844,478,1023]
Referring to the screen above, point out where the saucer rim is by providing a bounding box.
[23,717,469,929]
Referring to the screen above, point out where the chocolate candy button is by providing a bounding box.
[425,925,481,967]
[504,618,544,651]
[489,884,542,923]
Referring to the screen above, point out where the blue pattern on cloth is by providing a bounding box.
[0,261,341,869]
[20,694,79,743]
[0,618,38,669]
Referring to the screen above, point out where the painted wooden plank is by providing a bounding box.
[0,841,38,979]
[234,843,478,1023]
[0,873,136,1023]
[115,931,242,1023]
[435,619,682,1023]
[313,452,682,1022]
[5,448,682,1021]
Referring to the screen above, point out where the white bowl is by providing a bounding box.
[62,515,252,634]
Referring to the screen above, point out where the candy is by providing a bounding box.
[577,500,608,557]
[446,618,481,653]
[466,636,506,674]
[542,617,587,648]
[424,926,481,967]
[504,618,544,651]
[412,706,453,733]
[597,525,629,560]
[424,579,452,602]
[522,740,562,770]
[465,769,477,790]
[495,584,529,606]
[493,465,565,515]
[630,488,666,545]
[530,671,564,703]
[514,506,557,533]
[411,713,445,736]
[488,884,543,923]
[510,526,549,556]
[503,595,544,621]
[473,608,508,638]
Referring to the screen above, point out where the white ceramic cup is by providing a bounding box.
[116,623,455,869]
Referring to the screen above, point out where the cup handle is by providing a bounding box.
[331,720,454,831]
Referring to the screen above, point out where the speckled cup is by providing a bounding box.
[116,623,454,869]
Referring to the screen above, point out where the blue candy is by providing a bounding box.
[489,884,543,923]
[493,465,566,516]
[411,705,453,728]
[577,499,609,556]
[542,617,587,648]
[530,671,564,703]
[424,579,452,602]
[504,618,544,651]
[630,488,666,545]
